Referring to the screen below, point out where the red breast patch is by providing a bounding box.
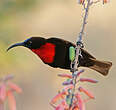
[31,43,55,63]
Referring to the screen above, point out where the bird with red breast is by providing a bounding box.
[7,37,112,76]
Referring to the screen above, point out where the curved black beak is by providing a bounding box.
[7,42,25,52]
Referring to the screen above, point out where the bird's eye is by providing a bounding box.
[24,40,32,48]
[27,41,32,46]
[28,41,32,44]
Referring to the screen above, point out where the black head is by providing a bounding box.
[7,37,46,51]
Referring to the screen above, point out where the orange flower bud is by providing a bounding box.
[8,82,22,93]
[103,0,110,4]
[0,83,6,102]
[79,78,98,83]
[78,87,95,99]
[51,92,66,104]
[63,84,74,92]
[7,90,16,110]
[75,93,85,110]
[78,0,85,4]
[58,74,72,79]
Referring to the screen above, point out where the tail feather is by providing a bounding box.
[89,58,112,76]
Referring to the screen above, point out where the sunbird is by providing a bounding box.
[7,37,112,76]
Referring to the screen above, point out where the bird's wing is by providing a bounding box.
[81,49,95,59]
[47,37,95,59]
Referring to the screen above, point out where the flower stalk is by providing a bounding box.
[69,0,91,107]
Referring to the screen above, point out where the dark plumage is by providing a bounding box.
[7,37,112,76]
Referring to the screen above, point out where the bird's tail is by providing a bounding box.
[89,58,112,76]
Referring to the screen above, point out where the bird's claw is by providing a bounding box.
[79,50,83,58]
[76,41,84,48]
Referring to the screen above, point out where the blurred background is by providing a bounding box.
[0,0,115,110]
